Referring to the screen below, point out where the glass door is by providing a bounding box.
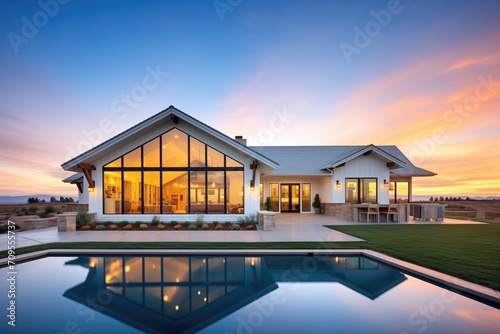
[281,184,300,212]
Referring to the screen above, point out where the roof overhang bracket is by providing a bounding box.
[78,163,96,188]
[250,160,258,189]
[363,150,373,156]
[387,162,396,168]
[75,182,83,194]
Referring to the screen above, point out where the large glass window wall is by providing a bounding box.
[103,128,244,214]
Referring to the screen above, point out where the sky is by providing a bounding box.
[0,0,499,198]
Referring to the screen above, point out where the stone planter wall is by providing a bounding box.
[56,212,78,232]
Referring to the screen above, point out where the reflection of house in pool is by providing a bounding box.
[64,255,406,333]
[64,256,277,334]
[263,256,407,300]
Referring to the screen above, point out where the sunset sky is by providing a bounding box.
[1,0,499,198]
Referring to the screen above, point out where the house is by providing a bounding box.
[62,106,435,222]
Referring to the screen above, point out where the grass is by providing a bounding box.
[326,224,500,291]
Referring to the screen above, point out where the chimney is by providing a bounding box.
[235,135,247,146]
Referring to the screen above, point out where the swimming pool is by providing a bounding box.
[1,253,499,333]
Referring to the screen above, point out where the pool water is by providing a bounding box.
[1,254,499,333]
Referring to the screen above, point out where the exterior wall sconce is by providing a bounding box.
[88,186,95,193]
[336,180,341,188]
[383,179,389,187]
[250,180,256,191]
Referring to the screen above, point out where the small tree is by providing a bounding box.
[312,194,321,213]
[264,196,272,211]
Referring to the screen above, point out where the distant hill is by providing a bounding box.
[0,195,77,204]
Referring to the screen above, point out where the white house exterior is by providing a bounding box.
[62,106,435,221]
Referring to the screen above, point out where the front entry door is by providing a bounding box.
[281,184,300,212]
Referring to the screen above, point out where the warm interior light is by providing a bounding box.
[163,295,169,302]
[125,265,131,273]
[197,290,201,295]
[175,305,179,311]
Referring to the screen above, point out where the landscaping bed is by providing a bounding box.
[78,221,256,231]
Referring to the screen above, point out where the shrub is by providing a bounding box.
[212,221,219,225]
[156,223,165,229]
[80,225,91,230]
[224,222,231,227]
[21,208,27,213]
[195,214,204,227]
[95,225,107,230]
[183,222,190,227]
[265,196,272,211]
[238,214,257,226]
[139,223,148,229]
[108,224,118,230]
[120,221,129,227]
[152,215,161,225]
[170,221,178,227]
[245,224,255,230]
[173,224,182,230]
[76,212,90,228]
[215,223,224,230]
[45,205,56,214]
[231,224,241,230]
[188,224,198,230]
[201,223,209,230]
[104,221,113,227]
[123,224,133,230]
[28,206,37,214]
[135,221,143,228]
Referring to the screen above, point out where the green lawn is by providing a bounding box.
[2,224,499,291]
[327,224,500,291]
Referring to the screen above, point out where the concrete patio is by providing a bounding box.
[0,214,485,251]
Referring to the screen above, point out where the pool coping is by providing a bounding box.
[2,248,499,308]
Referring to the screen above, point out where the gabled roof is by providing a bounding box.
[251,145,436,177]
[322,144,406,169]
[61,106,279,172]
